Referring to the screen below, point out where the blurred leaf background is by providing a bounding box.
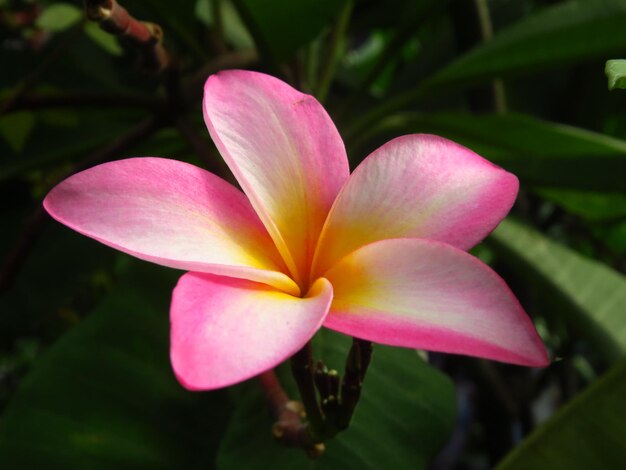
[1,0,625,468]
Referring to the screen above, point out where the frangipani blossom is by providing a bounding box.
[44,70,548,391]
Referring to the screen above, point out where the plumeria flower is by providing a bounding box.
[44,70,548,390]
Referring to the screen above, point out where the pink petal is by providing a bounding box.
[44,158,300,295]
[324,238,548,367]
[170,273,333,390]
[313,134,519,277]
[203,70,349,287]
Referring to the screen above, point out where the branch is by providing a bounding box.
[84,0,172,72]
[1,6,256,294]
[0,91,162,114]
[0,116,163,292]
[257,371,324,458]
[0,23,84,116]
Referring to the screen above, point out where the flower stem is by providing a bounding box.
[290,342,326,442]
[257,370,325,457]
[85,0,172,73]
[336,338,373,429]
[289,337,374,442]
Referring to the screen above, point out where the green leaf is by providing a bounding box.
[195,0,254,49]
[605,59,626,90]
[534,188,626,222]
[488,219,626,362]
[232,0,347,63]
[357,111,626,192]
[0,112,35,153]
[0,263,231,469]
[217,330,455,469]
[84,22,123,56]
[497,357,626,469]
[35,3,82,32]
[429,0,626,90]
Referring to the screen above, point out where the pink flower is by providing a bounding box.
[44,70,548,390]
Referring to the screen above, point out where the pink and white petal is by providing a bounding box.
[203,70,350,286]
[170,273,333,390]
[312,134,518,276]
[44,157,299,295]
[324,238,548,367]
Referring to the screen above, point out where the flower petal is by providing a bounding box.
[324,238,548,366]
[44,157,300,295]
[313,134,518,277]
[203,70,350,286]
[170,273,333,390]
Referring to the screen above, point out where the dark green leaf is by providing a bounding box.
[488,219,626,362]
[232,0,347,63]
[429,0,626,90]
[217,330,455,469]
[0,263,231,469]
[534,188,626,222]
[497,357,626,469]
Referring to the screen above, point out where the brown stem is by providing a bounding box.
[0,116,163,292]
[258,370,291,415]
[84,0,171,72]
[257,370,325,458]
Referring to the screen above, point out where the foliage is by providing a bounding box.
[1,0,625,468]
